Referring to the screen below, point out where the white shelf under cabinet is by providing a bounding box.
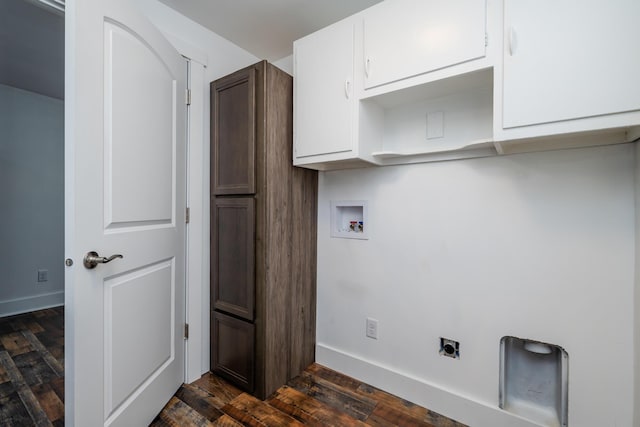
[372,139,496,159]
[371,140,497,165]
[360,68,494,165]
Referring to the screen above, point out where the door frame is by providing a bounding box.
[183,55,211,383]
[161,32,210,383]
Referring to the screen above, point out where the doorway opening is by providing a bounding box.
[0,0,65,424]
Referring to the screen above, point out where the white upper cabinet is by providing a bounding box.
[294,18,355,163]
[502,0,640,129]
[292,0,640,169]
[363,0,487,89]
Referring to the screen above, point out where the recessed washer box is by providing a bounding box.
[330,201,368,240]
[500,336,568,427]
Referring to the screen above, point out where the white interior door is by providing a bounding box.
[65,0,186,425]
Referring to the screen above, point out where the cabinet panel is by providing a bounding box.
[294,18,355,160]
[211,197,255,320]
[211,311,255,392]
[363,0,486,89]
[503,0,640,129]
[212,68,256,194]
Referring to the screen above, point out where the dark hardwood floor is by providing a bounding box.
[0,307,466,427]
[0,306,65,426]
[153,363,467,427]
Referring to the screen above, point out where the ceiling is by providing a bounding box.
[0,0,64,99]
[157,0,383,61]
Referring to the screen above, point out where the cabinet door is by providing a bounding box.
[503,0,640,129]
[363,0,486,89]
[211,67,256,194]
[211,311,255,391]
[211,197,255,320]
[294,18,355,160]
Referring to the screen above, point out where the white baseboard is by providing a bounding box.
[316,343,542,427]
[0,291,64,317]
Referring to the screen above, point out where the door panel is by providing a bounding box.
[294,18,354,159]
[211,311,255,391]
[106,260,174,416]
[211,68,256,195]
[503,0,640,128]
[105,22,176,227]
[66,0,186,425]
[363,0,486,89]
[211,197,255,320]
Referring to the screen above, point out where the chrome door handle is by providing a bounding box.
[83,251,123,269]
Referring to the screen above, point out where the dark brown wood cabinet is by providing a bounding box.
[212,68,256,195]
[211,311,255,391]
[210,61,318,399]
[211,197,255,321]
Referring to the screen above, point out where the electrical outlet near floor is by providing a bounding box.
[440,337,460,359]
[366,317,378,339]
[37,269,48,283]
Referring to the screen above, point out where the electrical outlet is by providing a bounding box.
[440,337,460,359]
[37,269,48,283]
[366,318,378,339]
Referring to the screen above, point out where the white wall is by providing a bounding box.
[0,84,64,316]
[316,143,635,427]
[273,55,293,75]
[138,0,259,82]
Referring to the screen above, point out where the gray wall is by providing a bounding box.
[0,84,64,315]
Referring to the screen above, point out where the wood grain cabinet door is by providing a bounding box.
[211,311,255,392]
[211,67,256,195]
[211,197,255,320]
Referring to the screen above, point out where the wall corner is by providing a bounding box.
[635,141,640,427]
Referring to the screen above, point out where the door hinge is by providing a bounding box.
[485,33,488,47]
[185,89,191,106]
[185,207,190,224]
[184,323,189,340]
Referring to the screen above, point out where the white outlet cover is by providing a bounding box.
[427,111,444,139]
[366,317,378,339]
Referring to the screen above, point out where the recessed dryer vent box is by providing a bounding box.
[500,336,568,427]
[331,201,368,240]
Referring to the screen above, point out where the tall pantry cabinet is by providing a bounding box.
[210,60,318,399]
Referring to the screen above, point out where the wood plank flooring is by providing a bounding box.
[0,306,65,426]
[153,363,467,427]
[0,306,466,427]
